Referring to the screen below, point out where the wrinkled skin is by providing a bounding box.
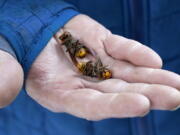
[26,15,180,120]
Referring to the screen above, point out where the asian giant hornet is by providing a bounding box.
[59,32,90,58]
[59,31,112,80]
[76,58,112,79]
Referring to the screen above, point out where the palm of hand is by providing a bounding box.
[26,15,180,120]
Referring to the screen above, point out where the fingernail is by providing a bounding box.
[171,105,180,111]
[140,111,150,117]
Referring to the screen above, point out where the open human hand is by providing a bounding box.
[26,15,180,120]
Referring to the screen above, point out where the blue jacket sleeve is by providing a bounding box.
[0,36,16,58]
[0,0,79,76]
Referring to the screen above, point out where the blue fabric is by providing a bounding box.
[0,0,180,135]
[0,35,16,58]
[0,0,79,76]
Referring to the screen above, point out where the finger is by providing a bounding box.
[58,89,150,120]
[85,79,180,110]
[30,86,150,120]
[100,55,180,90]
[104,34,162,68]
[119,64,180,90]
